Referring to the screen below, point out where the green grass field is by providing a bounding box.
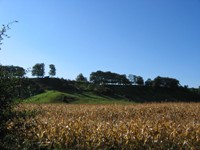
[23,90,133,104]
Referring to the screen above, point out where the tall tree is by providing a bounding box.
[49,64,56,77]
[145,78,152,87]
[90,71,130,85]
[152,76,162,88]
[120,74,131,85]
[152,76,180,88]
[90,71,104,84]
[76,73,87,82]
[132,75,144,86]
[32,63,45,78]
[128,74,134,85]
[136,76,144,86]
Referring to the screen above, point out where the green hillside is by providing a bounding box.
[19,78,200,103]
[23,90,133,104]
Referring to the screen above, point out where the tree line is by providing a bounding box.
[89,71,130,85]
[0,63,56,78]
[0,65,25,78]
[76,71,181,89]
[0,63,183,89]
[0,63,182,89]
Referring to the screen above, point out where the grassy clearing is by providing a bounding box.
[6,103,200,149]
[23,91,75,103]
[23,90,133,104]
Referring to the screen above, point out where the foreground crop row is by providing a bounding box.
[6,103,200,149]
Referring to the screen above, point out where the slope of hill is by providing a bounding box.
[23,90,132,104]
[26,78,200,103]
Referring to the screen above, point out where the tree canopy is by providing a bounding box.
[145,78,152,87]
[90,71,130,85]
[32,63,45,78]
[152,76,180,88]
[0,65,25,78]
[76,73,87,82]
[134,75,144,86]
[49,64,56,77]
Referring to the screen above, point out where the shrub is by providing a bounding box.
[0,79,14,148]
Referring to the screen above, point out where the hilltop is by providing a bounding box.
[1,65,200,103]
[23,90,132,104]
[23,77,200,103]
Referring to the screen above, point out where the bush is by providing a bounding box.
[0,78,44,148]
[89,84,113,95]
[0,79,15,148]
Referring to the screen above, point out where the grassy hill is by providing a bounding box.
[23,90,133,104]
[23,78,200,103]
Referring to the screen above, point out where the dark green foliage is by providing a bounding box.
[152,76,180,88]
[76,73,87,82]
[89,84,113,95]
[15,78,44,98]
[0,78,15,149]
[0,77,44,149]
[0,21,19,149]
[0,67,42,148]
[109,85,200,102]
[0,65,26,78]
[32,78,78,93]
[128,75,144,86]
[49,64,56,77]
[134,75,144,86]
[0,79,14,123]
[0,78,44,99]
[145,78,152,86]
[32,63,45,78]
[27,76,200,102]
[90,70,130,85]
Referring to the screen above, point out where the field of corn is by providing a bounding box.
[5,103,200,149]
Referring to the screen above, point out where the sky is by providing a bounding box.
[0,0,200,88]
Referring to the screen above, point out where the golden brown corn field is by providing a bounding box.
[5,103,200,149]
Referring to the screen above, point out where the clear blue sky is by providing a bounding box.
[0,0,200,87]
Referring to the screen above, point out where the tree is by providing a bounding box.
[0,21,18,148]
[32,63,45,78]
[76,73,87,82]
[49,64,56,77]
[136,76,144,86]
[128,74,134,85]
[0,21,18,50]
[152,76,162,88]
[152,76,180,88]
[132,75,144,86]
[90,71,104,84]
[0,65,26,78]
[145,78,152,87]
[89,70,130,85]
[118,74,131,85]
